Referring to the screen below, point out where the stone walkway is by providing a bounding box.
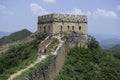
[7,36,62,80]
[7,55,47,80]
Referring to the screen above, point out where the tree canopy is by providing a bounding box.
[56,36,120,80]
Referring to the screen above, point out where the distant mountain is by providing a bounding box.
[0,29,32,46]
[90,33,120,42]
[0,32,11,38]
[99,38,120,49]
[90,33,120,49]
[108,44,120,53]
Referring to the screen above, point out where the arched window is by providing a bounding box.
[60,26,62,32]
[44,49,46,53]
[39,26,41,30]
[68,26,69,30]
[72,26,74,30]
[48,26,50,33]
[48,26,50,29]
[62,21,64,25]
[48,26,50,31]
[79,26,81,30]
[44,26,46,33]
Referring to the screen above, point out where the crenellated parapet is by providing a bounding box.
[38,13,87,23]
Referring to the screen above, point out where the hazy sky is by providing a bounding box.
[0,0,120,36]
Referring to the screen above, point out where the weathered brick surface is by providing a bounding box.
[28,41,69,80]
[37,13,87,47]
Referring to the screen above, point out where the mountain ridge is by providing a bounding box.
[0,29,32,46]
[90,33,120,49]
[108,44,120,53]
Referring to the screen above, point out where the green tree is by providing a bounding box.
[87,35,100,50]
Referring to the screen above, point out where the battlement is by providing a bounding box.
[38,13,87,23]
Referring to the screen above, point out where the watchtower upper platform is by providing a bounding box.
[38,13,87,24]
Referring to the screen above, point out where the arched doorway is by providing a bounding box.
[44,26,46,33]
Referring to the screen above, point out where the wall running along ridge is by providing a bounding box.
[28,40,69,80]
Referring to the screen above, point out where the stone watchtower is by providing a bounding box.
[37,13,87,47]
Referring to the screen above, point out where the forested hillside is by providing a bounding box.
[0,29,32,46]
[0,32,42,80]
[56,36,120,80]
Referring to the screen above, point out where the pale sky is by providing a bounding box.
[0,0,120,36]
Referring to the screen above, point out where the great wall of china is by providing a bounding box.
[0,13,87,80]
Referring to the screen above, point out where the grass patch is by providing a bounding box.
[13,54,54,80]
[0,41,37,80]
[13,37,61,80]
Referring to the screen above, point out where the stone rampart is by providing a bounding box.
[28,40,69,80]
[38,36,51,54]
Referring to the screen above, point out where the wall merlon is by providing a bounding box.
[38,13,87,23]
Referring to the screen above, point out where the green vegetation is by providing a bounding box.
[61,34,69,40]
[52,38,60,45]
[87,35,100,50]
[0,29,32,46]
[56,36,120,80]
[51,38,60,51]
[1,32,120,80]
[13,55,54,80]
[0,31,44,80]
[0,41,37,80]
[13,37,60,80]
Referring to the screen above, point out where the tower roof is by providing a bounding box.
[38,13,87,23]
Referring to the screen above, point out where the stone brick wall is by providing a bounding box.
[38,36,51,53]
[37,13,87,47]
[52,21,87,34]
[28,40,69,80]
[37,13,87,35]
[38,14,87,23]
